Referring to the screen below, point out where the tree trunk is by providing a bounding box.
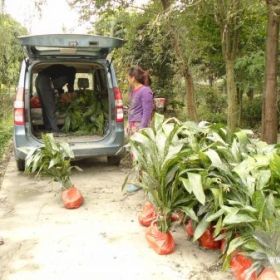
[261,1,279,144]
[185,72,197,121]
[225,59,239,131]
[237,87,243,127]
[160,0,198,121]
[246,88,254,101]
[215,0,241,131]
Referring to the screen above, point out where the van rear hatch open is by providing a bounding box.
[18,34,123,59]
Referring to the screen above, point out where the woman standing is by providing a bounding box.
[127,66,154,136]
[126,66,154,193]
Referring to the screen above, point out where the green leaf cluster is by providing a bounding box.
[58,90,108,136]
[25,134,79,189]
[126,113,280,274]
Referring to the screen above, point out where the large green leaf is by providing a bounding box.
[193,215,210,241]
[206,208,225,222]
[223,213,256,225]
[252,190,265,220]
[227,236,247,255]
[270,154,280,178]
[180,206,198,222]
[205,149,228,172]
[256,170,271,190]
[187,172,205,205]
[180,178,192,193]
[153,113,165,132]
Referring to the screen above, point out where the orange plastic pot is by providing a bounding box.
[198,227,221,250]
[30,96,41,108]
[257,268,279,280]
[138,202,157,227]
[185,219,194,237]
[60,93,76,104]
[171,212,184,223]
[230,252,257,280]
[62,186,84,209]
[145,223,175,255]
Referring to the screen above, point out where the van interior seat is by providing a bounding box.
[78,78,89,90]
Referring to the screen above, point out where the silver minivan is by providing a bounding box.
[13,34,125,171]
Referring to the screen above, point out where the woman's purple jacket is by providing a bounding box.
[128,85,154,128]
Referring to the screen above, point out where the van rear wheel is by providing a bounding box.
[16,159,25,171]
[107,156,121,166]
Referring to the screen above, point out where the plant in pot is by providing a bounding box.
[124,113,194,255]
[246,228,280,280]
[24,133,83,209]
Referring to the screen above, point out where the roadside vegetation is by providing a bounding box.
[0,13,26,161]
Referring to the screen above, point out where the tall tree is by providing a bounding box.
[214,0,242,131]
[261,0,280,144]
[0,14,27,90]
[160,0,198,121]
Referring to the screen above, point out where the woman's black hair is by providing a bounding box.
[128,66,151,86]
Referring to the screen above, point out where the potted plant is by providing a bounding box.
[124,114,193,254]
[245,229,280,280]
[25,133,83,209]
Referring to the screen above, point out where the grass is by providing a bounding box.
[0,91,14,161]
[0,116,13,160]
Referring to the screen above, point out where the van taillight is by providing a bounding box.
[14,87,25,125]
[113,87,124,123]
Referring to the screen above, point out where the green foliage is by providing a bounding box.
[0,91,14,160]
[0,117,12,159]
[196,86,227,124]
[25,134,80,189]
[0,14,27,87]
[125,113,280,272]
[241,95,262,129]
[72,0,269,129]
[125,113,189,232]
[58,91,108,135]
[235,51,265,94]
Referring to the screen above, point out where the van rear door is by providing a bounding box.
[18,34,123,59]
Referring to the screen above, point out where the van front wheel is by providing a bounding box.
[16,159,25,171]
[107,156,121,166]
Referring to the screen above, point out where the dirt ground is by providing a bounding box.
[0,156,233,280]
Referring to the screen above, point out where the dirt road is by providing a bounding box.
[0,157,232,280]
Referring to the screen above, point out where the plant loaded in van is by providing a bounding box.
[58,90,108,136]
[25,133,83,209]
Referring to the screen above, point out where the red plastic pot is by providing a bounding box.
[257,268,279,280]
[198,227,221,250]
[185,219,194,237]
[138,202,157,227]
[230,252,257,280]
[62,186,84,209]
[30,96,41,108]
[171,212,184,223]
[145,223,175,255]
